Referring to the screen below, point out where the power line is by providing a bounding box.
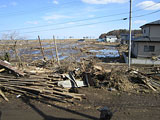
[21,18,125,34]
[1,1,160,32]
[133,9,160,18]
[20,9,160,34]
[0,12,128,32]
[0,0,130,18]
[0,1,160,32]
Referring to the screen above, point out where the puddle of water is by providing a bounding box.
[89,49,119,58]
[59,56,68,60]
[32,50,40,54]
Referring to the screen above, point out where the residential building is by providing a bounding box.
[120,34,135,44]
[131,20,160,58]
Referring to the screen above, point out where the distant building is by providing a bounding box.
[120,34,135,44]
[105,36,117,42]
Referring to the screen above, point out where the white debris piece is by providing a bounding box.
[58,80,86,88]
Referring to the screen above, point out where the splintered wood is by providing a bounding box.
[0,89,9,101]
[0,74,85,102]
[0,59,25,76]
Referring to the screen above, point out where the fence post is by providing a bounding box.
[53,35,60,66]
[38,35,46,61]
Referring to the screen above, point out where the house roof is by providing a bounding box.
[133,37,160,42]
[140,19,160,28]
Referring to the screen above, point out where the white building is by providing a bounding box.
[105,36,117,42]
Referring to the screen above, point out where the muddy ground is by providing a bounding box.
[0,88,160,120]
[0,39,160,120]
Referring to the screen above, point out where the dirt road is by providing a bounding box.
[0,88,160,120]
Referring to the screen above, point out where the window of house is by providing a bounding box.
[144,45,155,52]
[143,29,146,34]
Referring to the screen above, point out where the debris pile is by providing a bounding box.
[104,68,160,92]
[80,61,160,92]
[0,58,160,102]
[108,69,135,91]
[0,60,85,102]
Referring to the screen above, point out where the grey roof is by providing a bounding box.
[133,37,160,42]
[140,20,160,28]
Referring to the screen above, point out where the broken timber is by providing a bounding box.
[0,59,25,76]
[0,89,9,101]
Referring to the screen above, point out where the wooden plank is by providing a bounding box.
[0,89,9,101]
[40,94,66,103]
[0,59,25,76]
[0,77,46,82]
[0,68,5,72]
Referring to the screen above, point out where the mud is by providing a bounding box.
[0,88,160,120]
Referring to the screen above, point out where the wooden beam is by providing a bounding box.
[0,89,9,102]
[0,59,25,76]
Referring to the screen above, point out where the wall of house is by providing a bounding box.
[123,53,160,65]
[133,42,160,58]
[150,26,160,38]
[132,42,138,57]
[142,26,150,37]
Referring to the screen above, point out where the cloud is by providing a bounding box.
[136,1,160,10]
[0,5,7,8]
[81,0,128,4]
[26,21,39,25]
[134,20,147,24]
[43,14,69,21]
[53,0,59,4]
[10,1,18,6]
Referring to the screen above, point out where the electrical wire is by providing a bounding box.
[1,1,160,32]
[22,18,125,34]
[0,0,131,17]
[19,9,160,34]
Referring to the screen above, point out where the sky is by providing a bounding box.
[0,0,160,39]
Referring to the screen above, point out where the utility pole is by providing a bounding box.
[128,0,132,69]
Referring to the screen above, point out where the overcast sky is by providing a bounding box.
[0,0,160,39]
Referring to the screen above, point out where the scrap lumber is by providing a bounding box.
[40,94,67,103]
[141,78,157,92]
[0,89,9,101]
[0,68,5,72]
[0,69,85,102]
[0,59,25,76]
[130,69,158,92]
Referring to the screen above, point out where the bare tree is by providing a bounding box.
[0,31,26,67]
